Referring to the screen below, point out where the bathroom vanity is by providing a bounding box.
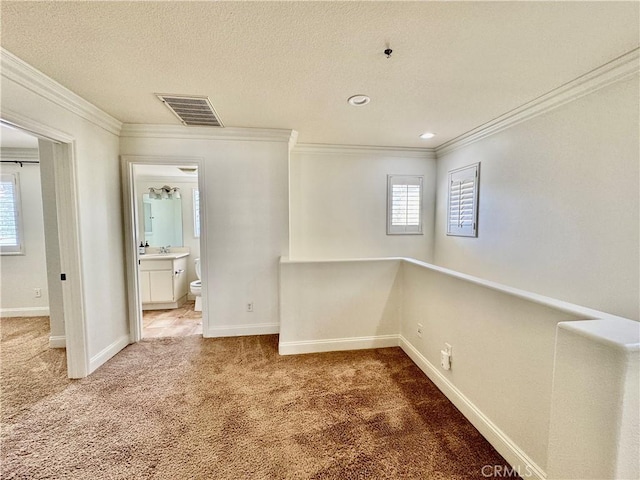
[139,253,189,310]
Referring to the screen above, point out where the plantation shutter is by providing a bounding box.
[447,163,479,237]
[387,175,423,234]
[0,173,22,253]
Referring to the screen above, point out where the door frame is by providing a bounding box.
[1,111,90,378]
[121,155,208,342]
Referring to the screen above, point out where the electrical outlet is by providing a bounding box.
[34,288,42,298]
[417,323,423,338]
[247,302,254,312]
[444,343,452,355]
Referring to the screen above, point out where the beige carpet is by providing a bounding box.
[1,317,519,479]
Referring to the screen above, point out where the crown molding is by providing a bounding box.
[288,130,299,151]
[1,48,122,137]
[293,143,437,159]
[436,47,640,158]
[120,124,296,143]
[0,147,39,161]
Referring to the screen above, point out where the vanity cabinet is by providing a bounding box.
[139,254,189,310]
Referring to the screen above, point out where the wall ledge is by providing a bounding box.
[283,256,634,324]
[558,319,640,352]
[1,48,122,136]
[435,47,640,157]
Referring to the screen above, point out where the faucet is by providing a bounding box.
[159,245,171,254]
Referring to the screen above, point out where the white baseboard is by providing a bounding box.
[399,335,546,480]
[49,335,66,348]
[0,307,50,318]
[205,322,280,338]
[89,334,130,373]
[279,334,400,355]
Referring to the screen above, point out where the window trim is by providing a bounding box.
[446,163,480,238]
[0,172,25,255]
[387,174,424,235]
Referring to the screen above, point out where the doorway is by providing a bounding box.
[121,156,208,342]
[0,118,89,378]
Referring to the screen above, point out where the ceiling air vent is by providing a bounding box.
[156,94,224,127]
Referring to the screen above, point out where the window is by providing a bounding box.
[447,163,480,237]
[0,173,24,254]
[387,175,423,235]
[193,188,200,238]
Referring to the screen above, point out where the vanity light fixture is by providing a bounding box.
[347,94,371,106]
[420,132,436,139]
[148,186,181,200]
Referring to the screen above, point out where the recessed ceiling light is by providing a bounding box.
[347,95,371,106]
[420,132,436,139]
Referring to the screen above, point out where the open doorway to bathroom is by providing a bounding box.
[125,160,206,340]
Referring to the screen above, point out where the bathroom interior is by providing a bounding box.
[133,164,202,338]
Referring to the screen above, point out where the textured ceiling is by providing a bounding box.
[1,2,638,148]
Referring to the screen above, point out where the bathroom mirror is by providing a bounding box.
[141,194,183,247]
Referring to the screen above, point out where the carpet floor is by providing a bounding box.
[1,317,519,479]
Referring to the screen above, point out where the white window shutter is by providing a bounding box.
[387,175,423,235]
[0,173,24,254]
[447,163,479,237]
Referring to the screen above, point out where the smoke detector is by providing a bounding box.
[156,94,224,127]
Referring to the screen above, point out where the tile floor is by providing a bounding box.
[142,301,203,338]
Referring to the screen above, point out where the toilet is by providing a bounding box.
[190,258,202,312]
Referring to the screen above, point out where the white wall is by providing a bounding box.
[120,129,291,335]
[279,259,402,354]
[434,76,640,320]
[135,177,200,285]
[0,159,49,316]
[547,319,640,480]
[290,146,436,261]
[2,65,129,370]
[400,261,581,475]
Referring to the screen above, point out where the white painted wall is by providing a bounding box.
[279,259,402,354]
[1,73,129,368]
[400,261,581,476]
[547,319,640,480]
[434,76,640,320]
[120,130,291,335]
[290,146,436,261]
[0,159,49,316]
[135,177,201,286]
